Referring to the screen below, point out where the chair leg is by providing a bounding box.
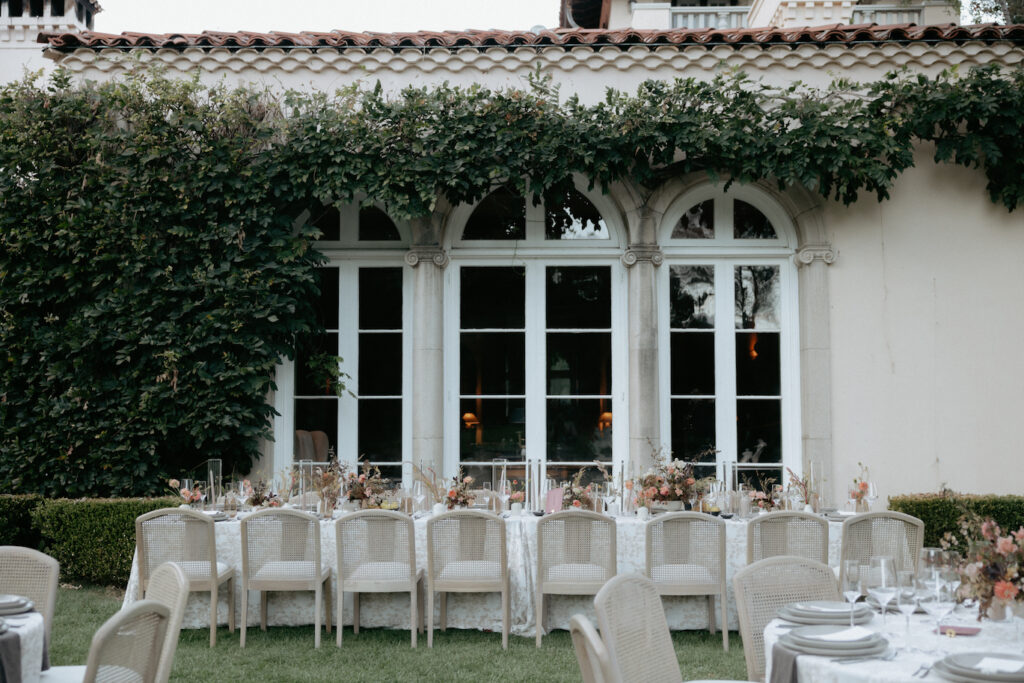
[502,587,509,651]
[535,592,543,647]
[325,577,332,635]
[708,595,716,635]
[721,592,729,651]
[418,578,425,634]
[260,591,268,631]
[336,589,344,647]
[240,588,248,648]
[440,592,447,631]
[410,587,418,649]
[314,584,322,649]
[427,590,434,648]
[353,592,360,634]
[210,587,217,647]
[228,578,236,633]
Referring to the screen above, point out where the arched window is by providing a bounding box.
[445,184,625,487]
[658,185,799,488]
[275,203,411,481]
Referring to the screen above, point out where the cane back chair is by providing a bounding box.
[746,511,829,565]
[839,511,924,585]
[594,574,682,683]
[143,562,189,683]
[0,546,59,644]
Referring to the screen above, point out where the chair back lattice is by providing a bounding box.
[594,574,682,683]
[337,510,416,584]
[0,546,59,642]
[570,614,611,683]
[732,556,839,682]
[143,563,188,683]
[83,600,169,683]
[426,510,507,587]
[240,508,321,582]
[135,509,216,592]
[747,511,830,565]
[645,512,724,591]
[839,511,924,583]
[538,510,616,589]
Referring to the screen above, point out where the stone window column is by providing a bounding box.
[405,247,448,476]
[621,244,664,474]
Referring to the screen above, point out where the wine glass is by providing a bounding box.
[919,578,956,654]
[919,547,944,584]
[865,482,879,509]
[865,556,897,627]
[771,484,784,510]
[412,480,427,515]
[842,561,866,627]
[896,570,918,649]
[602,485,617,517]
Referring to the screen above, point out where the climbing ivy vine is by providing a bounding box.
[1,64,1021,496]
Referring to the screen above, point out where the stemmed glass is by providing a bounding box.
[842,561,866,627]
[866,556,897,627]
[919,548,944,585]
[896,570,918,649]
[918,579,956,655]
[602,484,617,517]
[771,484,784,510]
[496,481,511,514]
[412,480,428,515]
[865,482,879,510]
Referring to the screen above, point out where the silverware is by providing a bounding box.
[833,650,896,664]
[913,663,933,678]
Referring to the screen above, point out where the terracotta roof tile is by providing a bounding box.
[38,23,1024,51]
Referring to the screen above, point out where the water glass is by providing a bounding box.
[866,556,897,627]
[918,579,956,654]
[842,561,865,627]
[919,547,944,583]
[896,569,917,648]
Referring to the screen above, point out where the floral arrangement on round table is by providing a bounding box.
[167,478,204,505]
[945,511,1024,620]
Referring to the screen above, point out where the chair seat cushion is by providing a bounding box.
[350,562,411,582]
[438,560,500,582]
[40,665,88,682]
[651,563,715,584]
[253,561,328,581]
[546,562,607,582]
[179,561,231,581]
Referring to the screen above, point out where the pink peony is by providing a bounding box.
[994,580,1019,601]
[572,500,581,507]
[660,486,670,496]
[675,488,682,496]
[997,536,1017,556]
[168,479,180,489]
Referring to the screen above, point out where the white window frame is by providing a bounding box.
[656,184,802,480]
[443,184,629,482]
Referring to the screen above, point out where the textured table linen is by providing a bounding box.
[0,612,46,683]
[765,610,1024,682]
[124,512,841,637]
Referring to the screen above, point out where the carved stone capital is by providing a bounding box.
[404,248,449,268]
[621,246,664,268]
[794,245,836,267]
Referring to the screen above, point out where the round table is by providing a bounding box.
[124,510,842,637]
[0,611,46,683]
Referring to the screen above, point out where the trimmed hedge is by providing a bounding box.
[889,492,1024,548]
[31,497,178,586]
[0,494,43,548]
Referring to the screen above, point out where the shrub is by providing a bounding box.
[0,494,43,548]
[32,497,178,585]
[889,492,1024,548]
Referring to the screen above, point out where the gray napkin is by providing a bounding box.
[0,627,22,683]
[769,641,800,683]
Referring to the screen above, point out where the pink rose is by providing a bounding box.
[997,536,1017,556]
[572,500,581,507]
[675,488,682,496]
[659,486,670,496]
[995,580,1019,601]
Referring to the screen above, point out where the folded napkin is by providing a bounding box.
[770,642,800,683]
[806,626,875,642]
[975,657,1024,674]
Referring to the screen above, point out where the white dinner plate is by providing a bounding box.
[778,606,873,626]
[0,600,33,616]
[779,633,888,657]
[943,653,1024,682]
[791,601,864,614]
[787,625,881,650]
[0,595,27,608]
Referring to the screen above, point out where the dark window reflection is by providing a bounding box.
[311,205,341,241]
[359,333,402,396]
[672,200,714,239]
[546,399,613,462]
[459,398,526,463]
[546,266,610,329]
[670,333,715,395]
[734,200,777,239]
[669,265,714,329]
[295,398,337,451]
[735,332,780,396]
[359,206,401,241]
[543,187,609,240]
[547,333,611,396]
[461,267,525,329]
[460,332,525,395]
[737,399,781,464]
[359,268,402,330]
[315,268,339,330]
[670,398,716,461]
[358,398,402,462]
[463,186,526,240]
[295,332,339,395]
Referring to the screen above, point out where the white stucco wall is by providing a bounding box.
[825,146,1024,503]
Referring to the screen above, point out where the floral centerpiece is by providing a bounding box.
[944,507,1024,620]
[168,479,204,506]
[446,471,475,509]
[747,474,778,512]
[346,463,389,509]
[849,463,871,512]
[786,467,814,510]
[629,451,697,511]
[562,468,595,510]
[509,478,526,505]
[312,459,348,516]
[243,479,281,508]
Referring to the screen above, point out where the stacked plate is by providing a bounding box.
[0,617,7,635]
[933,653,1024,682]
[778,600,874,625]
[0,595,33,616]
[779,624,889,658]
[201,510,229,522]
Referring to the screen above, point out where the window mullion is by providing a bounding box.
[714,261,738,475]
[524,263,547,479]
[337,266,360,468]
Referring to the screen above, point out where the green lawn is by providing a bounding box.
[52,586,748,682]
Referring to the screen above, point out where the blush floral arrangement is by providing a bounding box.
[509,478,526,505]
[168,479,203,504]
[446,471,475,509]
[243,479,281,508]
[944,507,1024,620]
[561,468,595,510]
[346,463,389,508]
[849,463,871,511]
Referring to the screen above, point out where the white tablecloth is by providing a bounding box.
[124,512,842,637]
[1,612,45,683]
[765,609,1024,682]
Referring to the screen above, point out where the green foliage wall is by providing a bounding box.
[889,493,1024,548]
[0,494,43,547]
[2,65,1023,497]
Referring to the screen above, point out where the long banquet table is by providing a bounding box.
[124,511,842,638]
